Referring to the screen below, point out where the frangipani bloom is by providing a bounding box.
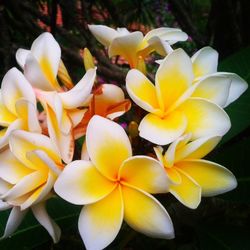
[16,32,97,163]
[126,49,231,145]
[0,68,41,148]
[74,84,131,138]
[0,130,63,242]
[55,116,174,250]
[89,24,187,68]
[154,134,237,209]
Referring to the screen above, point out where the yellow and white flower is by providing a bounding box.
[55,116,174,250]
[0,130,63,242]
[16,32,96,163]
[154,134,237,209]
[126,48,231,145]
[89,24,187,68]
[0,68,41,149]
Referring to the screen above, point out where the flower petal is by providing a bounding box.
[166,168,182,184]
[0,207,28,239]
[191,47,218,78]
[88,24,118,47]
[78,186,123,250]
[176,159,237,196]
[126,69,159,112]
[175,136,221,161]
[119,156,170,194]
[177,97,231,139]
[1,170,46,201]
[16,49,30,69]
[156,49,193,111]
[21,171,56,210]
[24,54,56,91]
[122,185,174,239]
[170,168,201,209]
[0,119,24,149]
[139,111,187,145]
[0,200,11,211]
[30,32,61,89]
[0,149,32,184]
[86,116,132,181]
[54,160,115,205]
[0,94,16,126]
[192,75,231,107]
[1,68,36,115]
[32,202,61,243]
[9,130,61,166]
[59,68,96,109]
[109,32,144,68]
[15,98,41,133]
[144,27,188,45]
[219,73,248,107]
[45,104,74,164]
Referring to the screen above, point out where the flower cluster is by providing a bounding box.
[0,24,248,250]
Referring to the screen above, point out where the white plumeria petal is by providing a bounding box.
[192,75,231,107]
[119,156,170,193]
[144,27,188,45]
[0,206,28,239]
[1,67,36,115]
[218,73,248,107]
[0,200,11,211]
[138,112,187,145]
[0,119,23,149]
[1,171,46,201]
[122,185,174,239]
[30,32,61,85]
[54,160,115,205]
[109,32,144,67]
[126,69,159,113]
[79,186,123,250]
[15,99,41,133]
[24,54,55,91]
[88,25,119,47]
[0,149,32,185]
[16,49,30,69]
[86,116,132,181]
[175,136,221,161]
[59,68,96,109]
[191,47,218,78]
[32,202,61,243]
[21,172,56,210]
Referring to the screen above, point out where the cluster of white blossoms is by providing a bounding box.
[0,24,248,250]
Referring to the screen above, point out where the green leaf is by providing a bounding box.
[218,46,250,143]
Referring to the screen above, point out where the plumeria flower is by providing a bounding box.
[89,24,187,68]
[156,47,248,107]
[55,116,174,250]
[0,68,41,149]
[154,134,237,209]
[74,84,131,138]
[16,32,96,163]
[126,48,231,145]
[0,130,63,241]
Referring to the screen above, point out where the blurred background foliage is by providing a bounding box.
[0,0,249,249]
